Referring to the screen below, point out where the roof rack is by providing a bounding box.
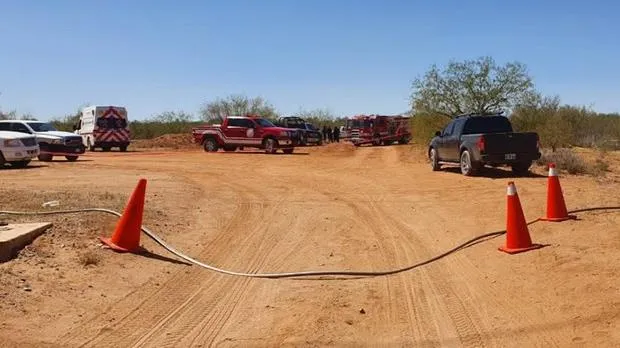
[454,110,505,118]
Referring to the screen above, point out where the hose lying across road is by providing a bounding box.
[1,206,619,279]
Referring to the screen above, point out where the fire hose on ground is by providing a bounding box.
[1,206,619,279]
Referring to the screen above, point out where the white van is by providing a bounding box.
[0,130,40,168]
[74,105,131,152]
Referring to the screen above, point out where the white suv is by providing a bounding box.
[0,130,40,168]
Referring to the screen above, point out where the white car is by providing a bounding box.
[0,120,86,161]
[0,130,40,168]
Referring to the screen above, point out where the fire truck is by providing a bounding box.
[344,114,412,146]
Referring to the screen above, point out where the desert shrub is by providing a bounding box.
[536,148,587,174]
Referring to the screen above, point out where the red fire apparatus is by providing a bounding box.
[344,114,412,146]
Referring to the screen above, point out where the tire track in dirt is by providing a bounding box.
[57,176,273,347]
[143,199,291,347]
[109,175,295,347]
[395,205,563,347]
[365,193,488,347]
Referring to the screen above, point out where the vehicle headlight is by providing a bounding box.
[3,139,21,147]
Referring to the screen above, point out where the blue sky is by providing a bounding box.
[1,0,619,121]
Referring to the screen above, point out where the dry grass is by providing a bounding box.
[536,147,612,177]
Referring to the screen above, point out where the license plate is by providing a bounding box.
[505,153,516,160]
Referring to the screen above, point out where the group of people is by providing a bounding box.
[321,125,341,143]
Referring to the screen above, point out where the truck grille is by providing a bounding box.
[64,137,83,146]
[350,129,360,140]
[20,137,37,147]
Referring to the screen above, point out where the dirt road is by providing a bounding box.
[1,144,619,347]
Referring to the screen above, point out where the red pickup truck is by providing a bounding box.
[191,116,301,154]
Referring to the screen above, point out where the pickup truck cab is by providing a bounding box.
[0,130,40,168]
[0,120,86,162]
[428,113,541,176]
[191,116,301,154]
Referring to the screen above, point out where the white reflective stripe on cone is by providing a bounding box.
[549,167,558,177]
[507,183,517,196]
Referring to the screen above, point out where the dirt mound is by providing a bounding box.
[133,134,196,149]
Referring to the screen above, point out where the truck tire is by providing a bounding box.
[65,156,78,162]
[223,146,237,152]
[511,161,532,176]
[203,137,219,152]
[119,145,128,152]
[429,147,440,171]
[0,152,5,166]
[460,150,480,176]
[263,138,277,154]
[282,148,294,154]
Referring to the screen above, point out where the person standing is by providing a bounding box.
[333,126,340,142]
[327,127,333,143]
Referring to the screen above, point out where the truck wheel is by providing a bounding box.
[263,138,278,154]
[282,148,294,154]
[223,146,237,152]
[65,156,79,162]
[399,137,410,145]
[429,148,441,171]
[38,154,53,162]
[511,161,532,176]
[10,160,31,168]
[460,150,480,176]
[102,147,111,152]
[119,145,128,152]
[0,152,5,166]
[203,138,219,152]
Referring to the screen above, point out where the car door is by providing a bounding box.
[225,118,247,140]
[436,121,455,160]
[238,119,259,140]
[443,118,466,161]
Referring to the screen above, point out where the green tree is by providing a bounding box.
[410,56,536,117]
[199,94,278,122]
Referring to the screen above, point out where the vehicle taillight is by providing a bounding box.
[477,136,486,152]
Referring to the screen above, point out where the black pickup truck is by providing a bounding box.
[428,113,541,176]
[274,116,323,145]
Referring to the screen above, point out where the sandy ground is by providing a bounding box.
[0,141,619,347]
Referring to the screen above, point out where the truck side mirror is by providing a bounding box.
[435,131,441,137]
[72,124,78,131]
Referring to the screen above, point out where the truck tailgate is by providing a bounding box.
[482,132,539,154]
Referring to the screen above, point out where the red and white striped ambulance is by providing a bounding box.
[75,105,131,152]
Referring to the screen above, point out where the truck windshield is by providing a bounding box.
[347,119,371,128]
[462,116,513,134]
[254,118,275,127]
[27,122,58,132]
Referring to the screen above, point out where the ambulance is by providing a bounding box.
[74,105,131,151]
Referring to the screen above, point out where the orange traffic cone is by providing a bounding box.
[540,163,576,222]
[499,182,543,254]
[99,178,147,253]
